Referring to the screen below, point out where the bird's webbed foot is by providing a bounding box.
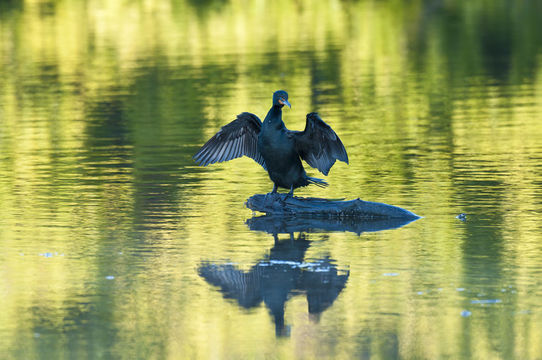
[279,186,294,202]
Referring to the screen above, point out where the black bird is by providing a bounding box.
[193,90,348,196]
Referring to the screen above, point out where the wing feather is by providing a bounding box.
[291,112,348,175]
[194,112,267,170]
[222,139,236,162]
[232,138,241,160]
[215,141,228,163]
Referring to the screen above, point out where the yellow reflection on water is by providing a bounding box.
[1,0,542,359]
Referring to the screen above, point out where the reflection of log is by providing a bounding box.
[247,215,416,235]
[246,193,420,220]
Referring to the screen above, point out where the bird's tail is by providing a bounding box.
[307,176,329,188]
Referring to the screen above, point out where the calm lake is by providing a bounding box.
[1,0,542,359]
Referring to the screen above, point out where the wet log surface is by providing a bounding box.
[246,193,421,221]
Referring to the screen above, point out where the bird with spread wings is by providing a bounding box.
[194,91,348,196]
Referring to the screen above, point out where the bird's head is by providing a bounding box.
[272,90,291,108]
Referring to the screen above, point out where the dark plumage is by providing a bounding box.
[193,90,348,196]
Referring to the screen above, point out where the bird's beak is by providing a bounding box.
[280,98,291,108]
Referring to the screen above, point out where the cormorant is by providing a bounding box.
[193,90,348,196]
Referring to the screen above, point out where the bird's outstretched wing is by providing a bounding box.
[193,112,267,169]
[290,112,348,175]
[198,263,263,308]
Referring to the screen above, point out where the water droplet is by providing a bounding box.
[383,272,399,277]
[456,213,467,221]
[471,299,501,304]
[105,275,115,280]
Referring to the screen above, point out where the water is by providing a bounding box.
[1,0,542,358]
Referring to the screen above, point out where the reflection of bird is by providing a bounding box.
[193,90,348,196]
[198,234,348,337]
[303,257,349,315]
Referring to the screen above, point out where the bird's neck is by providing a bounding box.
[263,105,284,129]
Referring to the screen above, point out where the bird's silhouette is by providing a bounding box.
[193,90,348,196]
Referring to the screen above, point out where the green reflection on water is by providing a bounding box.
[1,0,542,359]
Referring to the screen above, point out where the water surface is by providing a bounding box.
[1,0,542,359]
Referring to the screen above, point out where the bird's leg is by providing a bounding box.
[265,183,278,201]
[287,185,294,197]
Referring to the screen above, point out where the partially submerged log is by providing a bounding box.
[246,193,420,221]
